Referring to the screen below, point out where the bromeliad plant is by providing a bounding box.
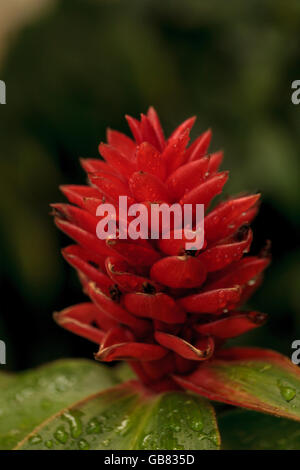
[2,109,300,451]
[53,108,270,394]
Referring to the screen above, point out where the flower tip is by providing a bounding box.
[248,311,268,325]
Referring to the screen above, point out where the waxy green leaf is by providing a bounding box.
[16,381,220,450]
[0,359,117,449]
[175,347,300,421]
[220,410,300,450]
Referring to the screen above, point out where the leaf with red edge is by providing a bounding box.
[14,380,220,450]
[174,347,300,421]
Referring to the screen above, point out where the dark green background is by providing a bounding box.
[0,0,299,371]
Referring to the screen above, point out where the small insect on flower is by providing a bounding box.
[52,108,270,393]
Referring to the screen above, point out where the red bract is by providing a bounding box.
[52,107,270,394]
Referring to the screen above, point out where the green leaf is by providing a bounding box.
[0,371,16,388]
[220,410,300,450]
[15,382,220,450]
[0,359,117,450]
[113,362,137,383]
[175,347,300,421]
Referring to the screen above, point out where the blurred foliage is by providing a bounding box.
[0,0,299,370]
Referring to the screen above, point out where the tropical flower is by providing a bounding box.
[52,107,280,413]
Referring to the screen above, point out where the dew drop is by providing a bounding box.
[190,417,203,432]
[101,439,110,447]
[78,439,90,450]
[62,410,83,438]
[259,364,271,373]
[29,434,42,445]
[45,440,53,449]
[54,426,69,444]
[141,434,154,450]
[116,417,130,435]
[278,383,296,402]
[86,417,102,434]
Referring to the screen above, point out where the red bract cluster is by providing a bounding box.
[52,108,269,392]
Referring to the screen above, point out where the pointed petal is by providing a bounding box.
[125,115,143,144]
[51,203,97,234]
[166,157,210,200]
[204,194,260,243]
[194,311,267,338]
[179,286,241,314]
[98,143,136,179]
[54,218,116,259]
[80,158,118,176]
[238,273,263,306]
[180,172,229,209]
[87,282,150,337]
[53,303,109,344]
[96,341,167,362]
[158,228,206,256]
[208,150,223,173]
[104,257,160,292]
[124,292,186,324]
[162,128,190,173]
[100,326,133,349]
[62,244,107,270]
[151,255,207,289]
[187,129,212,162]
[169,116,196,142]
[207,256,270,290]
[62,245,112,288]
[140,114,161,150]
[106,128,136,160]
[147,106,165,151]
[155,332,214,361]
[106,239,161,267]
[59,185,101,209]
[89,172,133,203]
[174,347,300,421]
[81,196,106,215]
[129,171,172,203]
[136,142,166,181]
[198,227,253,272]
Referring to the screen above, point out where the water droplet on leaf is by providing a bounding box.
[29,434,42,445]
[86,417,102,434]
[78,439,90,450]
[278,381,296,402]
[54,426,69,444]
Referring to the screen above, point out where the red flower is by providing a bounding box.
[52,108,270,394]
